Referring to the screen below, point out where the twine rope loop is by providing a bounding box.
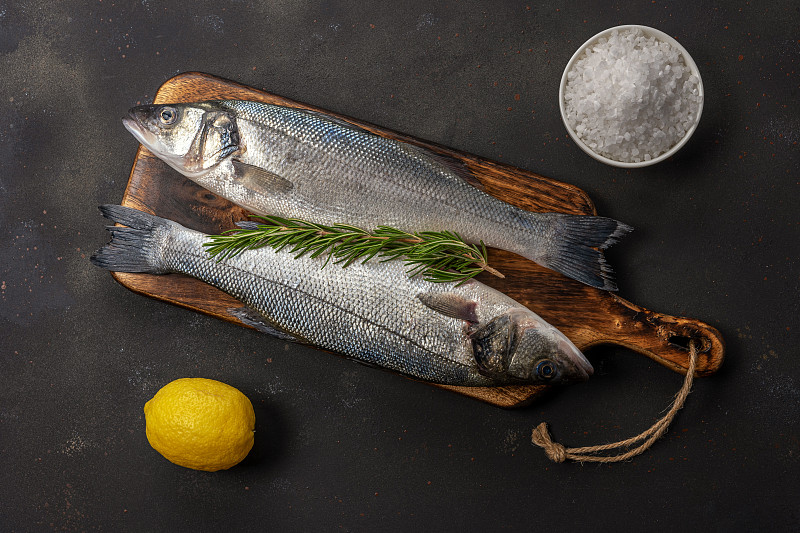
[532,340,699,463]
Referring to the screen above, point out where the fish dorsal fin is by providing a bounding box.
[227,307,302,343]
[300,108,486,191]
[402,144,486,192]
[301,108,486,191]
[232,160,294,194]
[470,314,516,378]
[417,292,479,324]
[301,109,371,135]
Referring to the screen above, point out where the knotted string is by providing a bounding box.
[532,340,699,463]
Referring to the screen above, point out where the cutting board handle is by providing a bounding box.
[596,295,725,377]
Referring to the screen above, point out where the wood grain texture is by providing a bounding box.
[112,72,724,407]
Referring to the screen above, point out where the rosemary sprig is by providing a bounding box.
[202,215,504,284]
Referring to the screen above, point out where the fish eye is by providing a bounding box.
[535,359,556,380]
[158,106,177,125]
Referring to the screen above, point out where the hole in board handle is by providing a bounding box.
[667,334,710,353]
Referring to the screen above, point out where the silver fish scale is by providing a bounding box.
[215,101,533,253]
[157,223,508,386]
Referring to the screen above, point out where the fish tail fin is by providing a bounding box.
[90,205,174,274]
[534,213,633,291]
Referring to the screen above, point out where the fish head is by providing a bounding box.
[471,309,593,385]
[123,102,240,178]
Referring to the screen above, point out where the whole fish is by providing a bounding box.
[123,100,631,290]
[91,205,593,386]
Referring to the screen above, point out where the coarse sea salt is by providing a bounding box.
[563,28,702,164]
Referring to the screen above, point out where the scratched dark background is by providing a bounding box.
[1,1,797,531]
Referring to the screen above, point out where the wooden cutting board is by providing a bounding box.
[112,72,724,407]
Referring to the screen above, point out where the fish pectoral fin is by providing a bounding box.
[232,160,294,194]
[417,292,479,324]
[470,314,515,377]
[227,307,301,343]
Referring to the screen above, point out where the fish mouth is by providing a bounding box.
[557,333,593,381]
[122,109,192,175]
[123,109,158,150]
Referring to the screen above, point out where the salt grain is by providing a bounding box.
[563,28,702,164]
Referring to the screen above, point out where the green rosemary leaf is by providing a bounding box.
[202,215,503,284]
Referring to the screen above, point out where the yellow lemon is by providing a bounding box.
[144,378,255,472]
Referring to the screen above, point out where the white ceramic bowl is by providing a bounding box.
[559,25,704,168]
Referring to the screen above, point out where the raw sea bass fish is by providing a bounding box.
[123,100,632,290]
[91,205,593,387]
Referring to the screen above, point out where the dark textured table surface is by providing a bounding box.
[1,1,797,531]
